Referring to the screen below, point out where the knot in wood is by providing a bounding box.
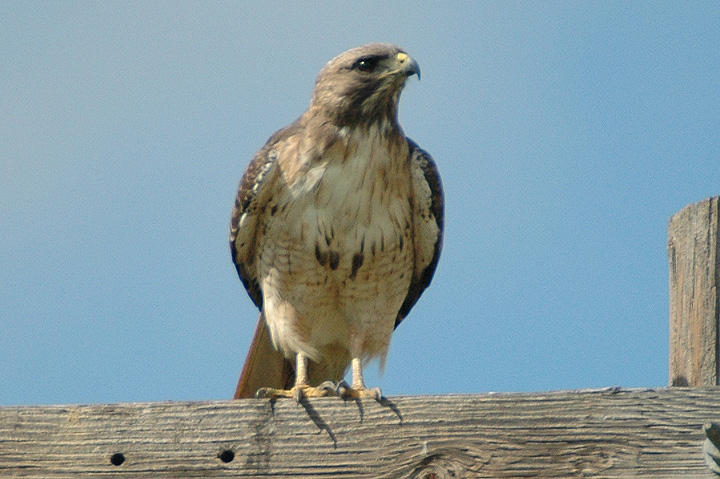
[409,450,478,479]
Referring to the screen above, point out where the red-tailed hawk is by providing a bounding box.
[230,43,443,399]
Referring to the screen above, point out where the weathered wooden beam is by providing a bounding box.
[669,196,720,387]
[1,387,719,478]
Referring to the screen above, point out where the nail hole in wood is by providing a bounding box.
[110,453,125,466]
[218,449,235,463]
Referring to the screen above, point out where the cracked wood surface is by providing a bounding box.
[668,196,720,387]
[1,387,719,478]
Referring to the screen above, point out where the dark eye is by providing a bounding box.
[353,56,380,73]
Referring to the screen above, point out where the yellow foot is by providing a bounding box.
[336,381,382,400]
[254,383,334,401]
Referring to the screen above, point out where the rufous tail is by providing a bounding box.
[234,312,294,399]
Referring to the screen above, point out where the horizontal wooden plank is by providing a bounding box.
[1,387,719,478]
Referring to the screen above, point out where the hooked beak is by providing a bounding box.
[396,52,421,80]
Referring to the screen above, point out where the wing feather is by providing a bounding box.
[230,141,281,309]
[395,139,444,328]
[231,119,307,309]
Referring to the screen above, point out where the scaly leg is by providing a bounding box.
[255,352,333,400]
[337,358,382,399]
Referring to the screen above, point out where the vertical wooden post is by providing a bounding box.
[668,196,720,386]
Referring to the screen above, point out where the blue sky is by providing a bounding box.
[1,2,719,405]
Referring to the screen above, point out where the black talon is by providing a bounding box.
[335,380,352,398]
[254,387,274,398]
[318,381,339,395]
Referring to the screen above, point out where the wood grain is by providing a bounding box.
[1,387,719,478]
[668,196,720,386]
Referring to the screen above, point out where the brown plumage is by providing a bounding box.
[230,43,443,399]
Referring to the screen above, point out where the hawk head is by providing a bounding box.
[309,43,420,128]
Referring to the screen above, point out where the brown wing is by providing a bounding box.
[230,154,275,308]
[230,122,304,308]
[395,139,444,328]
[230,125,298,398]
